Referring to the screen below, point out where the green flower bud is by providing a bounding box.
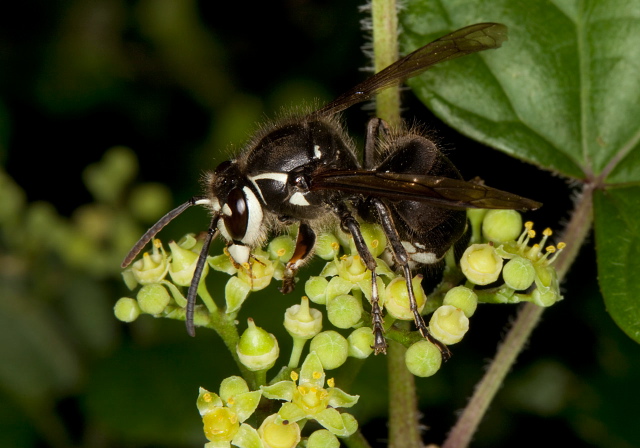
[350,222,387,258]
[168,240,201,286]
[405,340,442,377]
[482,209,523,243]
[237,319,280,371]
[258,414,301,448]
[284,297,323,339]
[315,233,341,260]
[309,331,349,370]
[307,429,340,448]
[347,327,375,359]
[129,240,169,285]
[305,276,329,305]
[429,305,469,345]
[268,235,295,263]
[531,286,560,307]
[443,286,478,318]
[237,254,275,291]
[327,294,363,329]
[503,256,536,290]
[136,283,171,315]
[219,376,250,402]
[114,297,141,322]
[460,244,503,285]
[384,276,426,321]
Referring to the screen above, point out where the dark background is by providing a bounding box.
[0,1,638,447]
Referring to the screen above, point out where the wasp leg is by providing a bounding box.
[371,198,452,360]
[363,118,391,170]
[332,202,387,354]
[281,222,316,294]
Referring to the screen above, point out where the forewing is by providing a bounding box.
[310,170,541,211]
[315,23,508,117]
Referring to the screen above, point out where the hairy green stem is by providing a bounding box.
[442,183,594,448]
[370,1,424,447]
[208,310,257,388]
[388,338,423,448]
[371,0,400,127]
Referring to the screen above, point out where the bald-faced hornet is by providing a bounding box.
[122,23,541,354]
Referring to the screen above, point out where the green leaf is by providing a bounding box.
[399,0,640,182]
[594,188,640,343]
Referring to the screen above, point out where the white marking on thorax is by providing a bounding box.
[401,241,438,265]
[289,191,310,206]
[247,172,288,203]
[228,244,251,265]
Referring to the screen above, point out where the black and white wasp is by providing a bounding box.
[122,23,541,354]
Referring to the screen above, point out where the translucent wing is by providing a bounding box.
[309,169,541,211]
[315,23,507,117]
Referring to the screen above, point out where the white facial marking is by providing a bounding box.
[217,218,231,241]
[241,186,263,245]
[205,197,220,212]
[222,203,232,216]
[228,244,251,265]
[313,144,322,159]
[248,172,288,203]
[289,191,310,206]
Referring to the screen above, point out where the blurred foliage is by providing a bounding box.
[0,1,639,448]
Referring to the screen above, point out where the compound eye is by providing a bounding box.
[223,187,249,241]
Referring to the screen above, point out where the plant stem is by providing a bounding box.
[388,338,423,448]
[371,0,400,127]
[442,183,594,448]
[370,1,424,447]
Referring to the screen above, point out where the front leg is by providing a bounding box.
[332,202,388,354]
[281,222,316,294]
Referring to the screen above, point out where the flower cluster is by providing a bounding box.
[115,232,298,328]
[198,353,357,448]
[118,210,564,385]
[462,210,565,308]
